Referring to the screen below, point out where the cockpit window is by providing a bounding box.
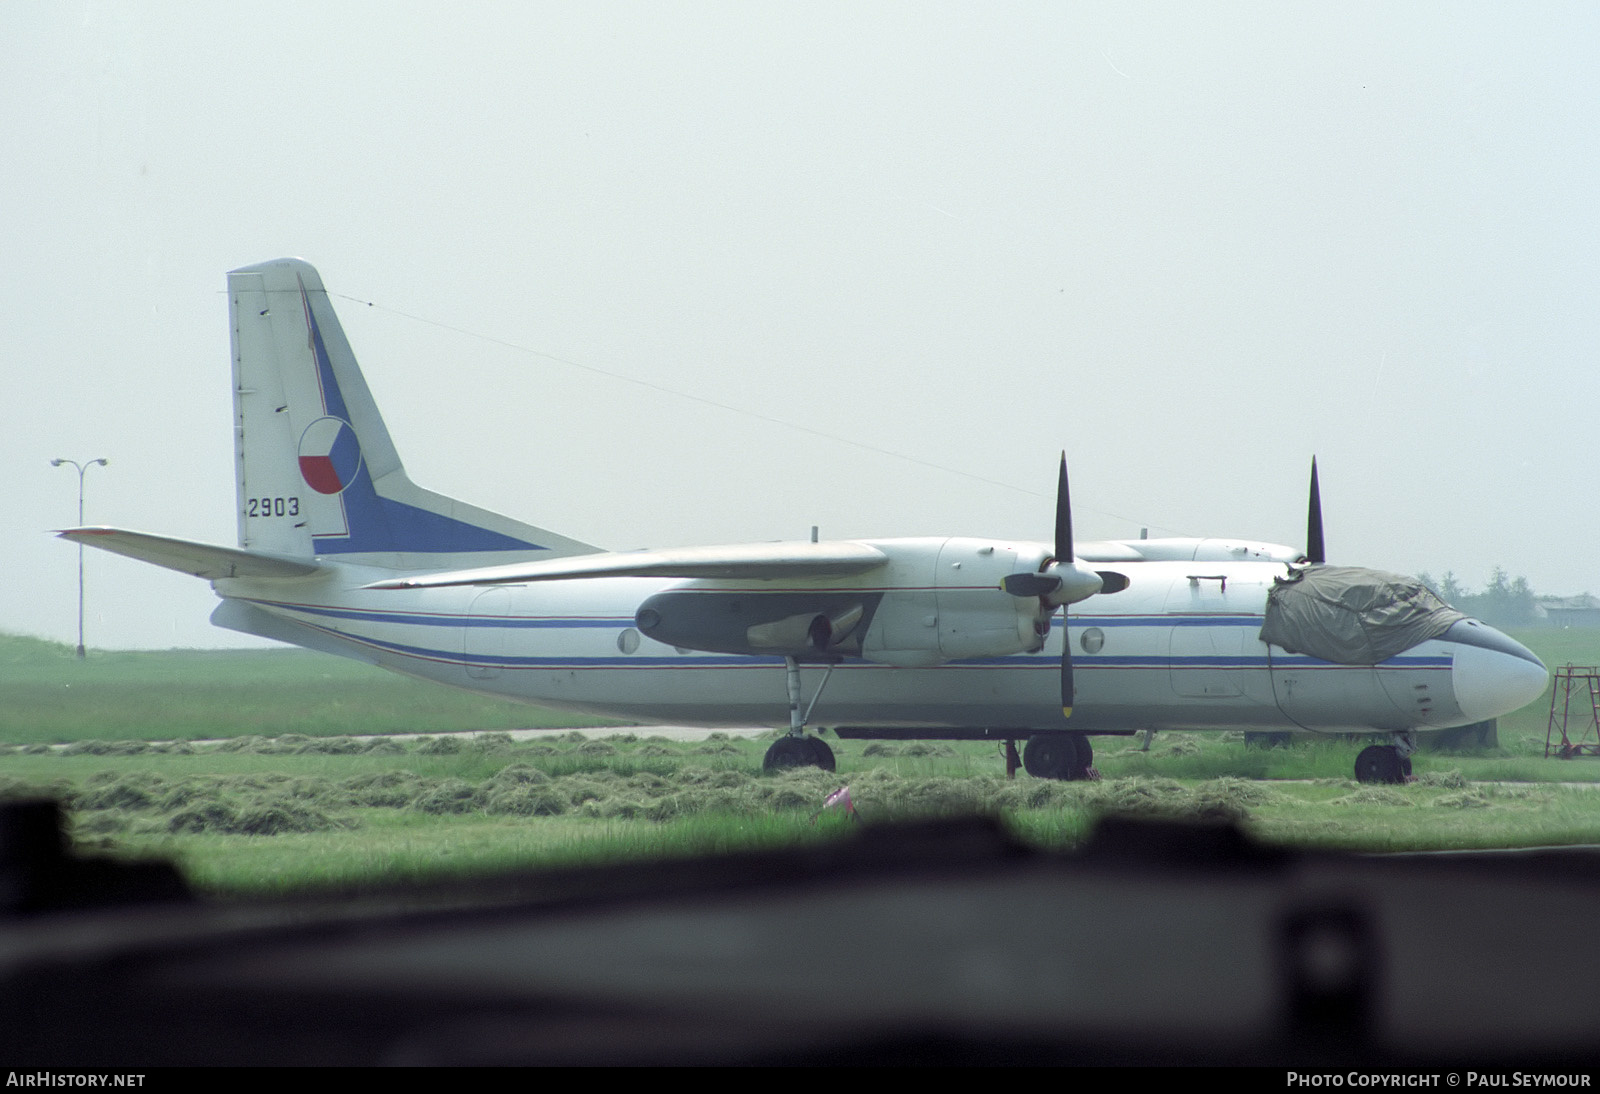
[1258,566,1467,665]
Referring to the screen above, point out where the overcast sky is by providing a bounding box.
[6,2,1599,649]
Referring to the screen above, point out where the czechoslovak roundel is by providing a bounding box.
[297,416,363,495]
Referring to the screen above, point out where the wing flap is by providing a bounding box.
[58,527,326,580]
[362,541,889,590]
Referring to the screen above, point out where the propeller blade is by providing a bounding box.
[1306,456,1325,565]
[1061,618,1074,718]
[1057,453,1075,716]
[1055,452,1073,564]
[1002,572,1062,598]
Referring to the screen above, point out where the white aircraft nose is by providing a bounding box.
[1449,623,1549,723]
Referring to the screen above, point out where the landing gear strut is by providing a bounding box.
[1022,732,1095,781]
[762,657,838,773]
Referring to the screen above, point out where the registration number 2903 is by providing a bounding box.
[246,497,300,518]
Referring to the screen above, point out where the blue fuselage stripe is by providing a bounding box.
[266,600,1450,672]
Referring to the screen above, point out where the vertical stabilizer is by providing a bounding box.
[228,258,593,568]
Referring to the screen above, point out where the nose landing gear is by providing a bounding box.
[1353,732,1416,785]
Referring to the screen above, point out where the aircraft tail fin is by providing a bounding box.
[227,259,594,568]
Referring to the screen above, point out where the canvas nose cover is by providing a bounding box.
[1258,567,1466,666]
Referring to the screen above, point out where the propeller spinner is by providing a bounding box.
[1001,454,1103,715]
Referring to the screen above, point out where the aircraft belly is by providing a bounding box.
[451,659,1299,733]
[500,663,1070,729]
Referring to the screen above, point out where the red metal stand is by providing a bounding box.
[1545,665,1600,758]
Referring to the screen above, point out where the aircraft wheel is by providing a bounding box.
[1021,735,1060,778]
[1023,734,1092,781]
[804,735,837,772]
[1071,732,1094,776]
[1354,744,1405,785]
[764,735,830,773]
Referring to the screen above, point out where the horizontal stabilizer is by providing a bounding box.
[58,527,327,581]
[363,541,889,590]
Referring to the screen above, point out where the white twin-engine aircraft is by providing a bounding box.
[62,259,1549,784]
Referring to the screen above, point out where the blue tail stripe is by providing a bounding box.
[299,282,547,555]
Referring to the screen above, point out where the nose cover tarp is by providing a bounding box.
[1259,567,1466,665]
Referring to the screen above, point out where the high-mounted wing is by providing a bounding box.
[362,541,890,590]
[58,528,326,581]
[1076,538,1304,564]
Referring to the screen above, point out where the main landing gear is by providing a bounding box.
[1021,732,1096,781]
[761,656,838,773]
[763,734,836,772]
[1353,732,1416,785]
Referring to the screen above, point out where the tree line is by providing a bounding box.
[1417,568,1538,628]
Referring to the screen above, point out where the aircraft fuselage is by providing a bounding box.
[214,546,1540,738]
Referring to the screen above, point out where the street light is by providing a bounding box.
[50,457,109,660]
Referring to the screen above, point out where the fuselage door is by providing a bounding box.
[464,587,513,679]
[1165,572,1250,698]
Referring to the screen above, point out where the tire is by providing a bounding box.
[764,736,813,772]
[763,735,834,773]
[1023,734,1093,781]
[803,735,837,772]
[1354,744,1404,785]
[1071,732,1093,777]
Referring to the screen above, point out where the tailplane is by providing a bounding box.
[228,259,593,569]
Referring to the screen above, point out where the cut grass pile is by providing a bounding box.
[7,726,1600,895]
[11,740,1122,837]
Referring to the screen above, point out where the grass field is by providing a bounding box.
[7,627,1600,895]
[0,632,621,744]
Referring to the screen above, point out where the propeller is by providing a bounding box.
[1305,456,1325,565]
[1001,454,1103,716]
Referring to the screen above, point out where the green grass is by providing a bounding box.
[111,810,852,894]
[11,627,1600,896]
[12,726,1600,897]
[0,633,620,744]
[1502,627,1600,743]
[1249,783,1599,852]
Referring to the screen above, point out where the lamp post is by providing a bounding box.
[50,457,109,660]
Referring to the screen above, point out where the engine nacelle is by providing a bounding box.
[635,590,871,657]
[633,537,1053,667]
[859,537,1052,667]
